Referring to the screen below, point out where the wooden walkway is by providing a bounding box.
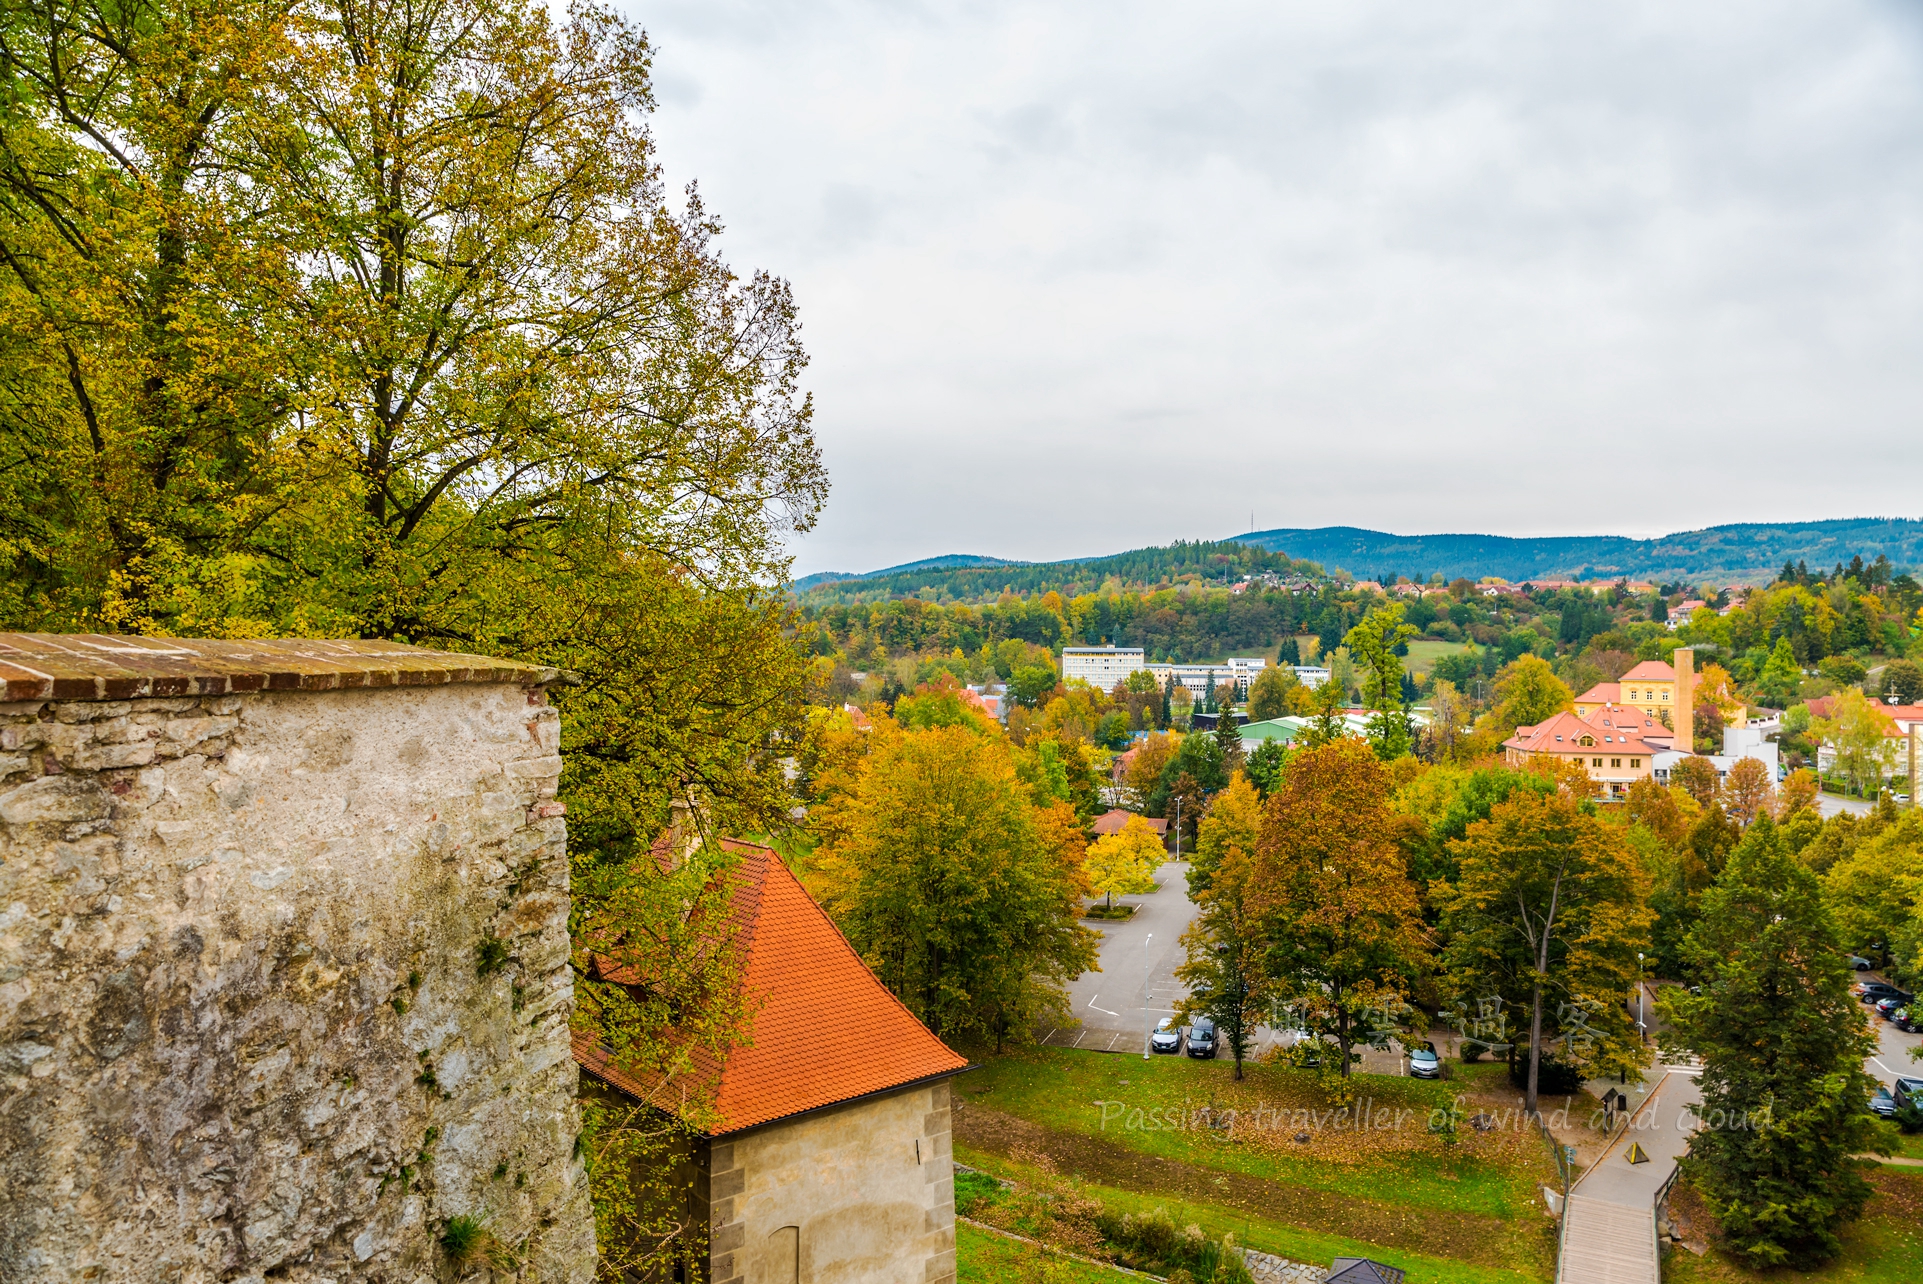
[1557,1067,1703,1284]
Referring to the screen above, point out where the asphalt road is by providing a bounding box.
[1048,860,1200,1054]
[1817,793,1875,818]
[1862,976,1923,1088]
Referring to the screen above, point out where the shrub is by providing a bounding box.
[1095,1207,1253,1282]
[475,935,511,977]
[440,1215,514,1271]
[954,1168,1005,1216]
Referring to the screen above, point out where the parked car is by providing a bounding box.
[1849,955,1875,971]
[1407,1041,1441,1080]
[1185,1016,1218,1059]
[1150,1017,1182,1055]
[1858,982,1907,1005]
[1876,996,1907,1020]
[1894,1078,1923,1111]
[1869,1086,1898,1118]
[1895,1007,1918,1033]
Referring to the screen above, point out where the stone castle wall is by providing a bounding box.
[0,678,595,1282]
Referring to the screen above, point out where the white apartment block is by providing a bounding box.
[1062,647,1274,697]
[1146,657,1269,697]
[1062,646,1147,691]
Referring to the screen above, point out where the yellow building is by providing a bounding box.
[1501,707,1667,798]
[1574,659,1679,722]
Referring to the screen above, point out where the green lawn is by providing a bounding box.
[1404,639,1474,679]
[960,1148,1551,1284]
[954,1047,1559,1281]
[957,1222,1140,1282]
[959,1047,1543,1218]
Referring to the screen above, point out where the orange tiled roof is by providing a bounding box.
[1574,683,1621,706]
[1504,707,1664,756]
[1093,808,1166,837]
[1804,697,1920,727]
[1617,659,1678,683]
[575,841,967,1136]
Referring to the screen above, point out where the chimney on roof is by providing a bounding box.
[1673,647,1694,755]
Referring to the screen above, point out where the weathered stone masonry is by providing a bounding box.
[0,636,597,1283]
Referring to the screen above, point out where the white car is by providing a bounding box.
[1150,1017,1182,1054]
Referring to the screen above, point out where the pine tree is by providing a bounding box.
[1214,693,1245,776]
[1660,820,1882,1268]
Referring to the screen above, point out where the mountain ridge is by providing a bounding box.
[793,518,1923,601]
[1236,518,1923,583]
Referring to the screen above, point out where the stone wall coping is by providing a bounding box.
[0,633,565,702]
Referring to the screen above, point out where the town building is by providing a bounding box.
[575,840,969,1284]
[1061,645,1146,691]
[1146,657,1270,696]
[1572,653,1729,728]
[1651,725,1780,788]
[1092,808,1168,838]
[1668,600,1706,630]
[1803,695,1923,778]
[1501,705,1669,798]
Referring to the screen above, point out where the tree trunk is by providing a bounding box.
[1527,977,1544,1115]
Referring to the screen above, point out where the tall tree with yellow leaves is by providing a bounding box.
[1083,817,1164,913]
[1254,739,1429,1084]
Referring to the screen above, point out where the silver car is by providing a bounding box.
[1407,1042,1441,1079]
[1150,1017,1182,1054]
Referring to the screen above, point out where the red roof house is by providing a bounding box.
[575,840,968,1283]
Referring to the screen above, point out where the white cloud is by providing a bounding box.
[625,0,1923,574]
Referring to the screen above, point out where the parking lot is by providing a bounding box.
[1861,971,1922,1089]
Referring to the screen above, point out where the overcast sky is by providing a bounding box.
[629,1,1923,578]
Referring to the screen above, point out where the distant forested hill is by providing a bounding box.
[1238,519,1923,585]
[795,540,1314,604]
[795,519,1923,604]
[792,553,1025,592]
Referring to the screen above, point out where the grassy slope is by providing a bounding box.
[960,1148,1548,1284]
[956,1222,1140,1282]
[961,1048,1537,1217]
[1659,1168,1923,1284]
[1404,639,1474,679]
[955,1048,1559,1281]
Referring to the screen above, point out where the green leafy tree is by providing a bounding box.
[1296,678,1352,751]
[1436,788,1653,1112]
[1882,659,1923,704]
[1248,664,1298,720]
[1187,773,1262,896]
[1214,698,1245,776]
[1176,843,1271,1080]
[817,724,1099,1042]
[1009,664,1060,708]
[1478,654,1574,743]
[1245,738,1289,799]
[1344,604,1418,760]
[1660,820,1882,1268]
[1754,638,1804,709]
[1811,688,1897,795]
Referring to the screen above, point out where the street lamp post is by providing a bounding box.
[1637,952,1646,1045]
[1173,797,1182,862]
[1143,933,1155,1060]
